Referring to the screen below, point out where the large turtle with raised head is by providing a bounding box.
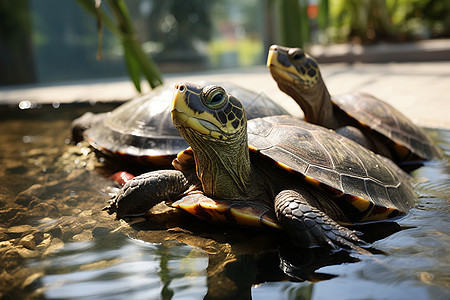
[104,82,415,250]
[72,82,291,167]
[267,45,442,170]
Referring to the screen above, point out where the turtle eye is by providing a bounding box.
[289,48,305,62]
[202,86,227,109]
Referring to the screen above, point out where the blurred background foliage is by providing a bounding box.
[325,0,450,44]
[0,0,449,87]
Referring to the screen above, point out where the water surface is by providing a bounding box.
[0,104,448,299]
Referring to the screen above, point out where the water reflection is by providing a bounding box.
[29,227,349,299]
[27,213,409,299]
[31,235,208,299]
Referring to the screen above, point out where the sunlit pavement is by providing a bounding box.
[1,60,449,129]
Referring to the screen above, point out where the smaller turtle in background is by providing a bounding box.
[71,82,291,167]
[267,45,442,170]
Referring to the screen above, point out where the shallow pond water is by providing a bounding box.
[0,104,449,300]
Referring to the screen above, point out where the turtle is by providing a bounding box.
[72,82,291,167]
[266,45,442,170]
[104,82,415,250]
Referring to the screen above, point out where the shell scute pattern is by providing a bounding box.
[340,175,368,200]
[247,117,275,138]
[332,92,440,160]
[385,186,404,209]
[365,179,392,204]
[247,116,415,215]
[408,138,424,155]
[259,145,309,174]
[304,165,341,192]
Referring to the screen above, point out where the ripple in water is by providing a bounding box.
[29,234,208,299]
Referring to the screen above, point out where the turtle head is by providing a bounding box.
[171,82,251,199]
[267,45,321,91]
[267,45,334,126]
[171,82,246,141]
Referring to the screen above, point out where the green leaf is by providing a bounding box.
[123,40,142,93]
[76,0,163,92]
[75,0,122,37]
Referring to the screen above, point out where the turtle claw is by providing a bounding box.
[320,222,366,251]
[102,197,118,215]
[323,228,369,254]
[275,190,369,253]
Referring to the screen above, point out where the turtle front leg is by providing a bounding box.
[275,189,364,251]
[104,169,196,219]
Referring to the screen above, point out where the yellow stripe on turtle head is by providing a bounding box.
[171,82,245,140]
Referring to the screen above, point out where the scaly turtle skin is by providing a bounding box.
[105,82,415,250]
[267,45,442,170]
[74,82,291,167]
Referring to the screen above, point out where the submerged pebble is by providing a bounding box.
[15,246,40,259]
[19,232,44,250]
[0,208,24,225]
[15,184,46,206]
[42,238,64,257]
[1,248,24,271]
[34,233,52,252]
[92,226,112,238]
[72,230,92,242]
[0,232,8,242]
[6,225,34,239]
[0,107,120,298]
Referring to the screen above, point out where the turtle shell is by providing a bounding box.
[247,115,415,224]
[331,92,442,162]
[86,82,291,166]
